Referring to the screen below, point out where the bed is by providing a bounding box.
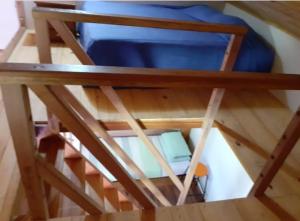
[80,131,192,181]
[77,2,274,72]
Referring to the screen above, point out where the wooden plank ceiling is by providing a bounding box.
[231,1,300,39]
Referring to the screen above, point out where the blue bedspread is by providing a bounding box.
[78,2,274,72]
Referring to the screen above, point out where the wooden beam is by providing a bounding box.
[1,63,300,89]
[0,27,25,62]
[36,118,205,131]
[34,18,52,64]
[29,85,156,209]
[38,135,65,200]
[34,16,60,134]
[51,85,171,206]
[177,34,244,205]
[49,20,93,64]
[36,155,104,215]
[32,7,247,35]
[1,85,48,220]
[250,106,300,196]
[134,118,205,130]
[16,1,26,26]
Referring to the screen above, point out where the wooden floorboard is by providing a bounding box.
[0,90,22,221]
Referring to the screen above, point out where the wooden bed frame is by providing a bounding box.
[1,6,300,220]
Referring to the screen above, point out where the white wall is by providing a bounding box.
[223,4,300,112]
[0,0,20,49]
[189,128,253,202]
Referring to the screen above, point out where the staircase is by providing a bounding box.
[39,134,135,218]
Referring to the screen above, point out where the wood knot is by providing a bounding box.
[235,141,241,146]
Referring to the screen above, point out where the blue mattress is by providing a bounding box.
[78,2,274,72]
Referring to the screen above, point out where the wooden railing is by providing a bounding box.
[2,63,300,89]
[32,6,246,209]
[2,6,300,220]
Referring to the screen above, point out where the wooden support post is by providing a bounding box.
[34,17,60,134]
[250,107,300,196]
[34,17,61,215]
[39,135,65,200]
[1,85,48,220]
[36,155,104,215]
[177,34,244,205]
[29,85,156,209]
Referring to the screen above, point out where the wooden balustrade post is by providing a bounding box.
[34,16,60,134]
[2,85,49,220]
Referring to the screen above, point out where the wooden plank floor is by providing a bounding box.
[2,30,300,220]
[0,89,24,221]
[48,194,300,221]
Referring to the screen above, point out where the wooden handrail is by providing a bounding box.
[32,7,248,35]
[1,63,300,90]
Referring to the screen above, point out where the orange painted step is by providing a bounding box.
[85,161,99,175]
[64,142,81,159]
[118,192,133,211]
[103,177,114,189]
[120,201,133,211]
[85,173,104,200]
[104,188,120,211]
